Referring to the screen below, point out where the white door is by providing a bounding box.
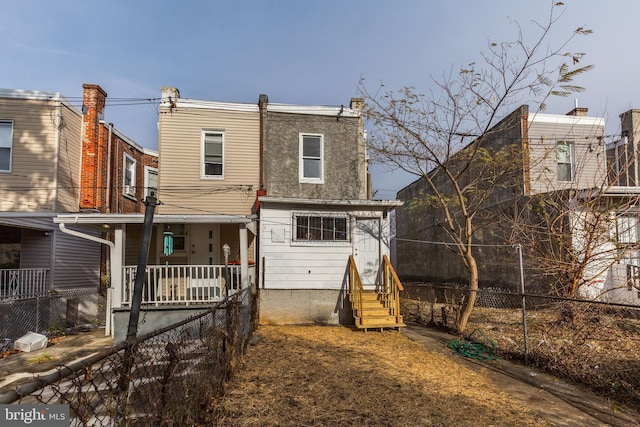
[354,218,381,286]
[189,224,220,265]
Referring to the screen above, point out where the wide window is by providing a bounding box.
[299,133,323,183]
[123,153,136,198]
[0,121,13,172]
[144,166,158,198]
[294,213,348,242]
[556,141,574,182]
[202,131,224,178]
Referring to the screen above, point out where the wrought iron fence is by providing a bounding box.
[0,289,255,426]
[402,283,640,411]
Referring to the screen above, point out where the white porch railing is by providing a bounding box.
[0,268,50,299]
[121,264,255,306]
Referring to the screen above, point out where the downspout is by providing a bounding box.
[57,221,115,336]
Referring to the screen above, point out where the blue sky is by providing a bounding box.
[2,1,638,199]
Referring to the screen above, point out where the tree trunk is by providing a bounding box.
[456,252,479,333]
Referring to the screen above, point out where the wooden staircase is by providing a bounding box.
[348,255,405,331]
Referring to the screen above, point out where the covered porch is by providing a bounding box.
[54,213,257,338]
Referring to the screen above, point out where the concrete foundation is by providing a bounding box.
[258,289,353,325]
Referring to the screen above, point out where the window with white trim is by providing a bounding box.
[557,141,574,182]
[293,213,349,242]
[202,131,224,178]
[144,166,158,198]
[123,153,136,198]
[0,121,13,172]
[299,133,323,183]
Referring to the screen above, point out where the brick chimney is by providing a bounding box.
[80,84,108,211]
[566,107,588,116]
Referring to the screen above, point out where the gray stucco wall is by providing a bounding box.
[263,111,366,200]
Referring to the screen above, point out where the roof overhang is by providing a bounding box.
[258,196,403,210]
[54,213,256,225]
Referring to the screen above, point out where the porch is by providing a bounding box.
[0,268,49,299]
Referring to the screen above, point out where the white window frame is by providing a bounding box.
[299,133,324,183]
[201,130,225,179]
[144,166,158,199]
[123,153,136,199]
[557,141,575,182]
[0,120,14,173]
[292,211,350,246]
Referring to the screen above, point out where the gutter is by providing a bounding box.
[57,222,114,250]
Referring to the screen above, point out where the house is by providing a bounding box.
[394,105,640,304]
[59,88,405,341]
[0,84,157,340]
[257,95,403,326]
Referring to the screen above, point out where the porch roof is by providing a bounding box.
[53,213,256,225]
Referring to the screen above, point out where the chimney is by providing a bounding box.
[350,97,364,113]
[161,86,180,101]
[80,84,108,211]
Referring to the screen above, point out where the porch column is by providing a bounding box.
[239,223,248,289]
[107,227,124,336]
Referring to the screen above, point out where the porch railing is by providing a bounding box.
[0,268,50,300]
[381,255,404,323]
[121,264,255,306]
[348,255,364,322]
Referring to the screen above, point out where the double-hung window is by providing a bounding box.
[202,131,224,178]
[293,213,349,242]
[556,141,574,182]
[144,166,158,198]
[123,153,136,198]
[0,121,13,172]
[299,133,323,183]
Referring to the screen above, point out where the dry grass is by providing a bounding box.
[209,325,552,426]
[403,297,640,412]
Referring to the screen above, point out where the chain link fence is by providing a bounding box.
[402,283,640,412]
[0,287,104,352]
[0,288,255,426]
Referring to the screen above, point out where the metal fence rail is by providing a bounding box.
[0,289,254,426]
[402,283,640,411]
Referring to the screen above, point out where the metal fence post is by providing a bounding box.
[517,244,529,364]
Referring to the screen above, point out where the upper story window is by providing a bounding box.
[293,212,349,242]
[557,141,574,182]
[606,139,636,186]
[144,166,158,199]
[615,215,638,244]
[0,121,13,172]
[123,153,136,198]
[299,133,324,183]
[202,131,224,179]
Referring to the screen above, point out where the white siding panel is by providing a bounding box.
[55,104,82,212]
[54,226,101,288]
[157,107,260,215]
[527,119,606,194]
[20,229,52,269]
[0,98,67,211]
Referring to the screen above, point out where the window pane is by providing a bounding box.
[557,144,570,163]
[0,147,10,170]
[303,136,321,157]
[204,132,223,176]
[296,216,309,240]
[205,163,222,175]
[335,218,348,240]
[308,217,322,240]
[558,164,572,181]
[303,159,321,178]
[0,123,12,148]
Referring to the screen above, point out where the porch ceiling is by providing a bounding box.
[54,213,256,225]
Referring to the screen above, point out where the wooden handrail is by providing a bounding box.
[382,255,403,323]
[348,255,364,325]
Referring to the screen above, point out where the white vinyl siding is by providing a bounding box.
[123,153,136,198]
[0,120,13,172]
[202,131,224,179]
[157,105,259,215]
[299,133,323,183]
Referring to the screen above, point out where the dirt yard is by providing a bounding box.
[209,325,583,426]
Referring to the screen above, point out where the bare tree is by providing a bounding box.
[360,2,592,333]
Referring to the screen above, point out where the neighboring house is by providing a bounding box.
[0,84,157,339]
[394,105,640,304]
[257,95,402,326]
